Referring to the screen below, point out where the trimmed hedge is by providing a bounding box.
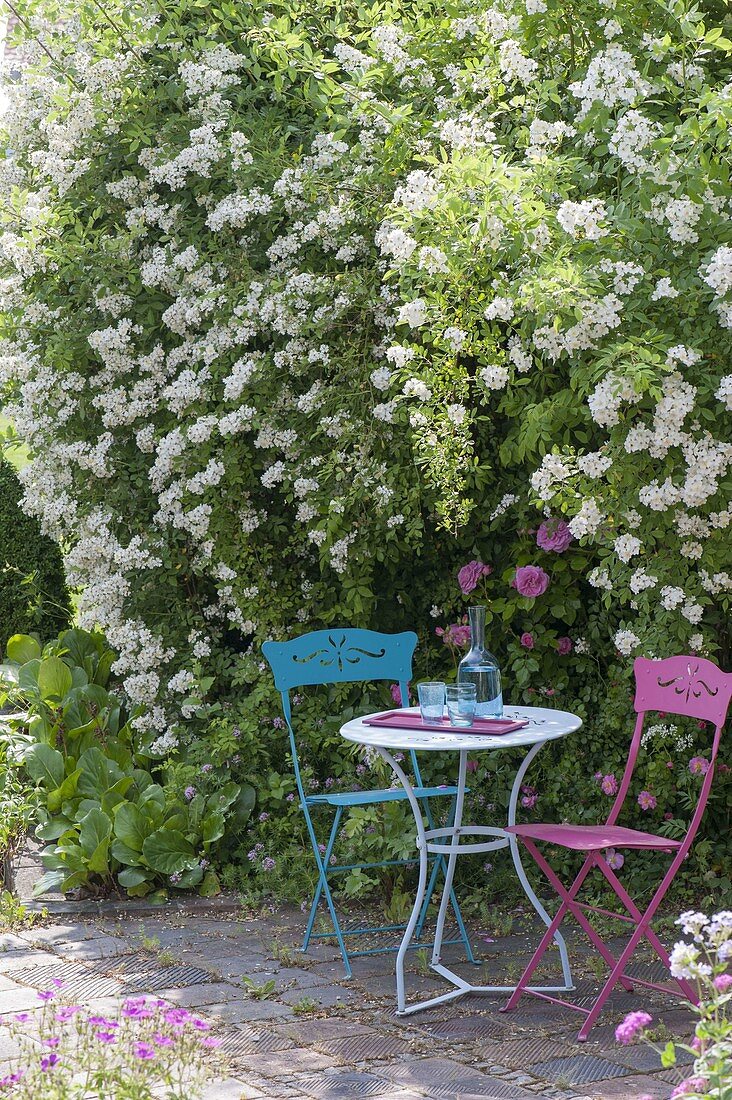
[0,457,70,650]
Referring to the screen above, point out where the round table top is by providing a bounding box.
[340,704,582,753]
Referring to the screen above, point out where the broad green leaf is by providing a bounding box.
[77,747,122,798]
[6,634,41,664]
[32,869,66,897]
[47,769,81,814]
[24,743,64,789]
[199,870,221,897]
[113,803,150,852]
[202,811,225,845]
[110,839,145,866]
[118,866,151,888]
[142,829,196,875]
[37,657,73,704]
[79,808,112,858]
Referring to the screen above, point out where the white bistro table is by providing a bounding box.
[340,704,582,1014]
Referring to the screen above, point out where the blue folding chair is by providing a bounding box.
[262,628,476,977]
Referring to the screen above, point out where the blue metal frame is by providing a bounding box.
[262,629,475,976]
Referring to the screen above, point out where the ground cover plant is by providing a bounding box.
[0,984,223,1098]
[0,0,730,905]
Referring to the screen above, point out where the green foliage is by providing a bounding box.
[0,458,70,650]
[0,629,254,899]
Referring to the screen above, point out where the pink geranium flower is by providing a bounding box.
[556,636,572,655]
[689,756,710,776]
[637,790,657,811]
[458,560,492,595]
[520,632,534,649]
[536,518,573,553]
[513,565,550,598]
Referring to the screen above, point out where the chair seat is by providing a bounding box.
[307,784,462,807]
[506,823,681,853]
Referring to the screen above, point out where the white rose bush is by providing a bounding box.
[0,0,730,899]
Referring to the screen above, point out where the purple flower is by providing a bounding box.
[390,683,404,704]
[164,1008,191,1026]
[521,793,538,809]
[601,774,618,796]
[466,760,478,774]
[50,979,65,989]
[714,974,732,992]
[192,1018,210,1030]
[0,1071,24,1088]
[88,1016,117,1028]
[458,560,492,595]
[272,717,285,729]
[536,518,573,554]
[286,792,295,801]
[262,857,275,872]
[201,1035,222,1048]
[55,1006,82,1022]
[122,996,152,1019]
[95,1030,118,1044]
[37,990,55,1002]
[689,756,710,776]
[40,1053,59,1072]
[169,872,182,884]
[153,1033,175,1047]
[42,1038,60,1049]
[258,812,269,822]
[134,1042,156,1061]
[184,785,196,801]
[201,763,213,774]
[324,777,335,789]
[513,565,550,599]
[615,1010,652,1044]
[556,636,572,656]
[605,848,624,870]
[637,790,657,811]
[520,632,534,649]
[199,858,209,869]
[14,1014,29,1023]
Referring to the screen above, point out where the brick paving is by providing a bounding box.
[0,907,695,1098]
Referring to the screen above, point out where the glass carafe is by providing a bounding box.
[457,605,503,718]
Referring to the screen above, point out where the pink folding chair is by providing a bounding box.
[502,655,732,1041]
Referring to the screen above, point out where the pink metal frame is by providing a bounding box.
[502,656,732,1041]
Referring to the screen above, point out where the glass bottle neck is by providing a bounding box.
[468,605,486,650]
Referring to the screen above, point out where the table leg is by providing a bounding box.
[378,738,574,1014]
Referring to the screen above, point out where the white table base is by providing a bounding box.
[378,742,575,1015]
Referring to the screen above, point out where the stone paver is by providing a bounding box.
[0,906,696,1098]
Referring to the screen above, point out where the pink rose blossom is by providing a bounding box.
[689,756,710,776]
[458,560,492,595]
[615,1010,652,1044]
[556,636,572,655]
[536,518,573,553]
[605,848,624,870]
[637,790,657,811]
[601,774,618,796]
[520,632,534,648]
[436,623,471,648]
[513,565,550,598]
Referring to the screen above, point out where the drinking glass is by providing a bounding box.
[446,683,477,728]
[417,681,446,722]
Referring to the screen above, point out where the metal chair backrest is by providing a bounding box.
[262,629,419,799]
[607,656,732,848]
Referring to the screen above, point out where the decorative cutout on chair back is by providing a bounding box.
[634,656,732,726]
[262,629,417,691]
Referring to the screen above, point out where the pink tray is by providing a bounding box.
[363,712,529,735]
